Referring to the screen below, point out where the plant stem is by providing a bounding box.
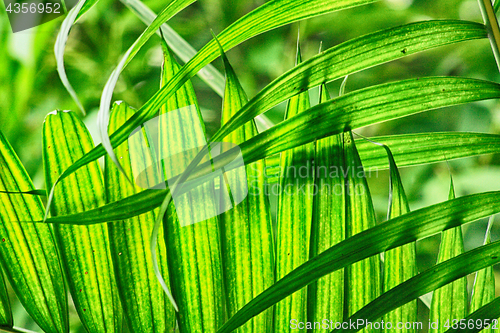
[478,0,500,72]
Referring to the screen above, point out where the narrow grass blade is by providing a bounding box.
[54,0,87,115]
[376,142,417,333]
[105,102,176,333]
[343,131,380,332]
[332,240,500,333]
[469,217,496,333]
[274,46,315,332]
[216,191,500,333]
[42,111,122,332]
[430,178,467,333]
[46,0,377,204]
[0,131,67,333]
[444,296,500,333]
[212,20,487,142]
[159,44,224,332]
[307,85,344,328]
[217,43,274,332]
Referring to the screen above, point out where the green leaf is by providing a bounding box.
[274,46,314,332]
[377,141,417,333]
[343,131,380,333]
[216,191,500,333]
[47,0,377,209]
[237,77,500,169]
[0,268,10,327]
[0,130,67,333]
[332,240,500,333]
[42,111,122,332]
[430,178,467,333]
[443,296,500,333]
[212,20,487,142]
[356,132,500,171]
[307,85,344,328]
[159,44,224,332]
[105,102,176,333]
[218,43,274,332]
[469,217,496,333]
[41,128,500,228]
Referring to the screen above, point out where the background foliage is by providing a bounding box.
[1,0,500,331]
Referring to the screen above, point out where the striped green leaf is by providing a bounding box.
[217,191,500,333]
[0,131,67,333]
[444,297,500,333]
[46,0,378,201]
[0,268,10,327]
[469,217,496,333]
[430,179,467,333]
[213,20,487,142]
[105,102,176,333]
[218,43,274,332]
[274,47,314,332]
[379,142,417,333]
[42,111,122,332]
[332,240,500,333]
[307,85,344,329]
[343,131,380,333]
[159,44,224,333]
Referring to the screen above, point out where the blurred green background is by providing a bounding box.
[1,0,500,331]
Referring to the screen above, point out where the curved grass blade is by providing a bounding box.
[212,20,488,142]
[216,191,500,333]
[429,178,467,333]
[307,85,344,328]
[469,216,496,333]
[42,111,122,332]
[443,296,500,333]
[331,240,500,333]
[159,44,224,332]
[0,131,67,333]
[54,0,88,115]
[217,42,274,332]
[95,0,195,188]
[343,132,380,333]
[105,102,176,333]
[46,0,377,211]
[274,45,314,332]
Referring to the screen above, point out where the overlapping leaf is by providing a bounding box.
[0,131,67,333]
[43,111,122,332]
[274,47,314,332]
[159,44,224,332]
[307,85,344,328]
[105,102,176,333]
[216,191,500,333]
[218,43,274,332]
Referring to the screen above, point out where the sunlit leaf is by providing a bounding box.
[43,110,122,332]
[0,131,67,333]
